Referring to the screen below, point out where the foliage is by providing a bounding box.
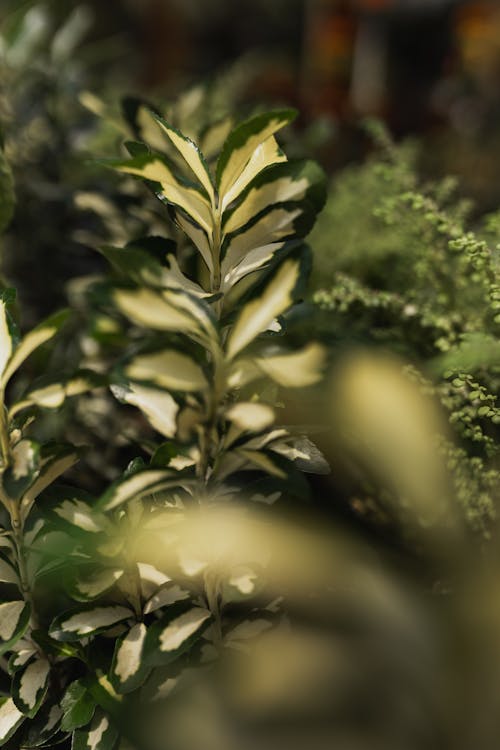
[0,100,329,749]
[310,120,500,536]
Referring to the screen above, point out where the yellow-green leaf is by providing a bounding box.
[226,258,300,359]
[255,343,326,387]
[126,350,207,392]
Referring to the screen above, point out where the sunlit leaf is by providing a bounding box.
[0,696,25,746]
[217,109,296,201]
[144,602,211,667]
[255,342,326,387]
[0,601,30,655]
[12,656,50,717]
[226,258,300,358]
[125,349,207,392]
[49,604,133,642]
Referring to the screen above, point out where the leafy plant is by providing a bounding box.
[0,104,327,748]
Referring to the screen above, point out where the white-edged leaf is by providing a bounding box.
[111,382,179,439]
[72,708,119,750]
[0,299,13,383]
[153,114,215,202]
[125,349,207,392]
[217,110,296,202]
[0,696,25,746]
[0,310,69,390]
[255,342,326,387]
[49,605,133,642]
[110,622,149,694]
[2,439,40,500]
[107,154,213,236]
[226,258,300,358]
[98,468,178,512]
[0,601,30,655]
[12,656,50,717]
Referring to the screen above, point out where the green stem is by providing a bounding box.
[0,397,10,469]
[10,500,38,628]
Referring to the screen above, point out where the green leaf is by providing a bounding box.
[11,656,50,717]
[152,113,215,202]
[111,382,179,439]
[0,601,30,656]
[104,153,213,235]
[0,309,70,390]
[255,342,326,387]
[60,679,96,732]
[226,258,300,358]
[216,109,296,200]
[72,709,119,750]
[17,701,64,747]
[0,147,15,235]
[0,697,25,746]
[97,468,180,512]
[110,622,150,694]
[2,440,40,500]
[125,349,207,393]
[49,605,133,642]
[143,602,211,667]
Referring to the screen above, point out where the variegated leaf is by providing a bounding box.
[111,383,179,439]
[114,287,201,338]
[221,241,285,292]
[0,309,69,390]
[2,439,40,500]
[220,134,288,212]
[0,298,14,384]
[0,551,19,585]
[21,444,80,517]
[200,116,233,161]
[226,402,275,438]
[143,582,191,615]
[0,601,30,655]
[49,605,133,642]
[8,641,36,674]
[216,109,296,201]
[144,603,211,666]
[226,258,300,359]
[60,679,96,732]
[72,708,119,750]
[256,342,326,387]
[271,436,330,474]
[53,497,109,533]
[125,349,207,393]
[18,701,63,747]
[0,696,25,746]
[12,656,50,717]
[105,154,213,235]
[71,568,125,602]
[174,211,213,274]
[110,622,149,694]
[152,113,215,202]
[221,206,303,277]
[10,370,105,418]
[222,159,325,236]
[98,468,179,512]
